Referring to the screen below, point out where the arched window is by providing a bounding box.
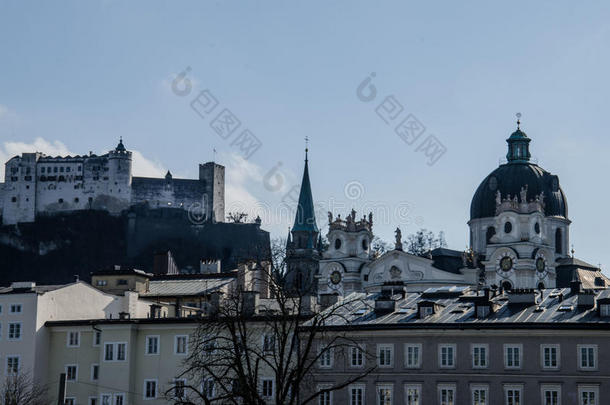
[555,228,563,254]
[486,227,496,244]
[501,281,513,292]
[296,272,304,290]
[537,282,545,290]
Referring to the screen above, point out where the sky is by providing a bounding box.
[1,1,610,269]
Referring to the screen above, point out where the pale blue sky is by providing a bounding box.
[1,1,610,269]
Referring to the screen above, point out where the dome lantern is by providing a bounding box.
[506,115,531,163]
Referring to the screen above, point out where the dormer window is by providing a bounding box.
[334,239,341,250]
[504,221,512,234]
[419,305,434,318]
[476,305,490,318]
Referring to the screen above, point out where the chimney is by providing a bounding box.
[570,279,582,295]
[319,293,339,309]
[577,290,596,308]
[374,292,396,315]
[200,259,221,274]
[507,289,536,306]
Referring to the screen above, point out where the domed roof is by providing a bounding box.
[470,123,568,220]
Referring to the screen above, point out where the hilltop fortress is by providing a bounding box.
[0,139,225,225]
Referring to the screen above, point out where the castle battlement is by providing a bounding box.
[0,140,224,225]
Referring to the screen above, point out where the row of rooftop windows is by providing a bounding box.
[318,342,600,372]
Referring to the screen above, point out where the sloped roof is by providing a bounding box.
[316,288,610,330]
[140,278,233,297]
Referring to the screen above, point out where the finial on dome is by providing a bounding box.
[516,112,521,129]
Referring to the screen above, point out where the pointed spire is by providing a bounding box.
[292,148,319,233]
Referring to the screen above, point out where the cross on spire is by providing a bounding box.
[305,136,309,161]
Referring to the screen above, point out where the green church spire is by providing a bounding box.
[292,145,318,233]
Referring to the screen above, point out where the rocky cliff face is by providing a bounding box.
[0,208,270,285]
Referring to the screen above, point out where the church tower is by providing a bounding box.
[469,118,571,290]
[285,147,321,294]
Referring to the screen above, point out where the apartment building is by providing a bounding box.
[312,284,610,405]
[0,281,158,386]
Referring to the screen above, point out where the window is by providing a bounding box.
[405,344,422,368]
[377,344,393,367]
[101,394,112,405]
[105,343,114,361]
[143,379,157,399]
[504,344,522,369]
[578,345,597,370]
[405,384,421,405]
[113,394,125,405]
[9,304,22,313]
[472,385,488,405]
[263,334,275,352]
[117,343,126,360]
[65,399,75,405]
[319,346,333,368]
[94,331,101,346]
[6,356,19,375]
[555,228,563,254]
[350,346,364,367]
[578,385,598,405]
[317,384,332,405]
[439,344,456,368]
[472,344,488,368]
[67,331,80,347]
[377,384,392,405]
[89,397,98,405]
[175,335,188,355]
[96,280,108,286]
[349,385,365,405]
[91,364,99,381]
[600,304,610,317]
[65,365,78,381]
[116,279,128,286]
[104,342,126,362]
[541,344,560,369]
[261,378,274,398]
[203,378,215,399]
[505,385,522,405]
[439,385,456,405]
[420,306,433,318]
[174,379,186,399]
[541,385,561,405]
[8,323,21,340]
[146,336,159,354]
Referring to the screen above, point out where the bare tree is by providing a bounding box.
[406,228,446,256]
[1,373,48,405]
[167,269,375,405]
[227,212,249,223]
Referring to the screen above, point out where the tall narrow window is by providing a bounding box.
[405,344,422,368]
[405,385,421,405]
[555,228,563,254]
[349,385,365,405]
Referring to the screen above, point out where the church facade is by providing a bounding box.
[287,121,608,298]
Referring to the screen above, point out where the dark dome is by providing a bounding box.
[470,162,568,220]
